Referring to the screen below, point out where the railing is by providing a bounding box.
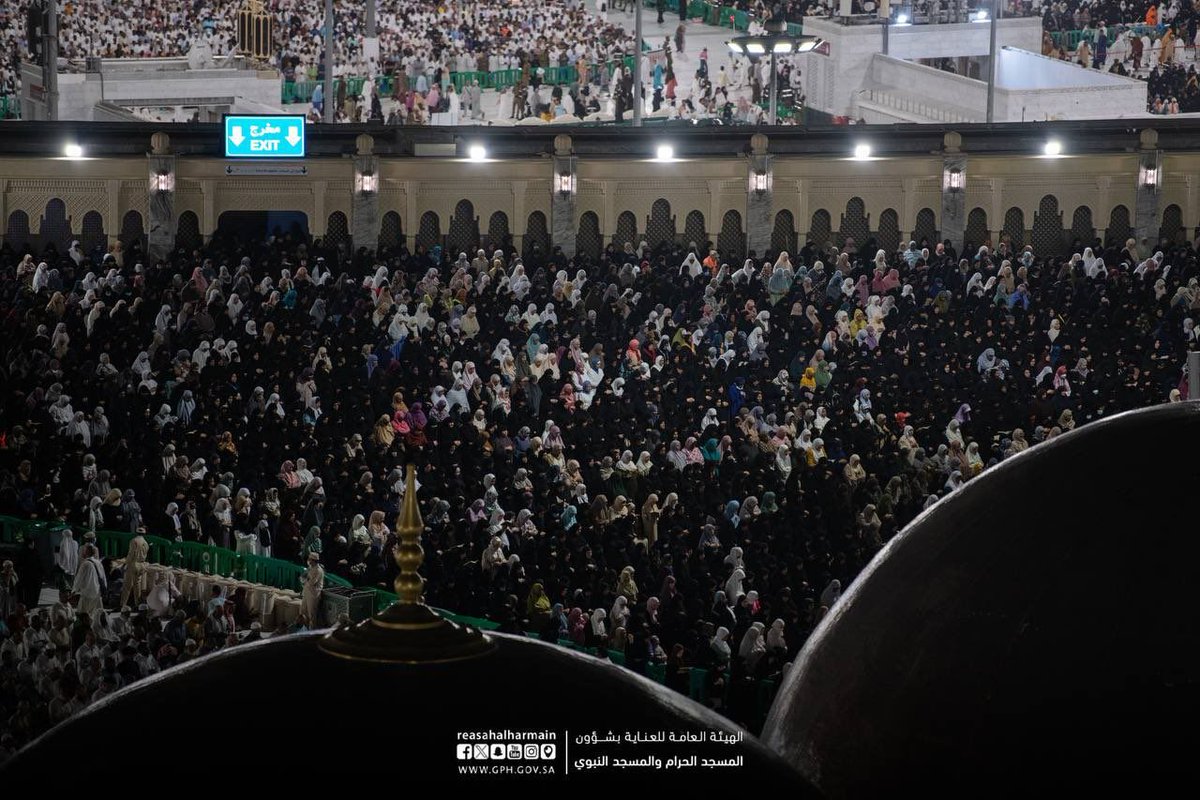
[0,514,778,727]
[282,57,637,105]
[0,95,21,120]
[857,88,979,124]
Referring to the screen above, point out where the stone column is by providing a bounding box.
[550,135,577,258]
[746,133,772,258]
[1133,128,1160,257]
[940,132,967,253]
[146,132,176,262]
[352,134,380,253]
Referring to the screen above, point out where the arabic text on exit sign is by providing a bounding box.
[223,115,306,158]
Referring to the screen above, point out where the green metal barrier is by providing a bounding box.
[1,95,22,119]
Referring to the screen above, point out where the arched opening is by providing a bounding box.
[379,211,403,251]
[1001,207,1025,250]
[646,199,676,250]
[576,211,602,260]
[176,211,202,253]
[838,197,869,254]
[119,210,145,250]
[524,210,549,260]
[1105,206,1131,248]
[448,199,480,256]
[80,211,105,254]
[913,208,938,249]
[683,210,706,252]
[40,199,72,252]
[1070,206,1095,250]
[1031,195,1065,255]
[1159,204,1184,245]
[876,209,900,254]
[613,210,638,251]
[771,210,796,256]
[5,210,30,251]
[808,209,831,248]
[717,210,745,262]
[486,212,510,251]
[964,208,989,255]
[416,211,441,253]
[324,211,350,250]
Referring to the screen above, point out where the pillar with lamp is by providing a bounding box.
[726,6,823,125]
[551,135,577,258]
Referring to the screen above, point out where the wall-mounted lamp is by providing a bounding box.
[944,167,964,193]
[751,170,770,195]
[151,171,175,193]
[356,170,378,194]
[1138,163,1159,192]
[557,172,576,196]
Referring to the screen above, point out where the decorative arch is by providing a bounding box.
[646,198,676,250]
[576,211,602,260]
[1070,206,1094,248]
[1105,205,1131,248]
[524,210,549,259]
[808,209,831,247]
[717,210,745,262]
[5,210,30,250]
[119,210,145,248]
[379,210,403,250]
[81,211,105,253]
[416,211,441,252]
[40,199,72,251]
[486,211,509,250]
[876,208,900,254]
[913,208,938,248]
[325,211,350,249]
[771,210,796,255]
[613,210,638,251]
[964,208,989,255]
[683,210,706,251]
[838,197,870,252]
[1160,204,1184,245]
[1001,207,1025,250]
[447,199,480,255]
[176,211,202,253]
[1031,195,1065,255]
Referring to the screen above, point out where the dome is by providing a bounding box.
[6,467,817,792]
[763,403,1200,796]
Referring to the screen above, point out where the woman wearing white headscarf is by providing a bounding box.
[725,567,746,600]
[738,622,767,672]
[820,578,842,609]
[775,443,793,479]
[766,618,787,651]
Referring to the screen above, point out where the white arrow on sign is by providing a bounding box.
[285,126,302,146]
[228,126,245,146]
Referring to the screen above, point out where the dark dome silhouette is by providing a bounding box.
[762,403,1200,797]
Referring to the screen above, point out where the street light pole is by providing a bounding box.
[986,0,999,123]
[634,0,643,126]
[323,0,334,123]
[768,51,778,125]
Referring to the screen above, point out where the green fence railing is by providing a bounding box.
[0,95,20,120]
[1,515,777,725]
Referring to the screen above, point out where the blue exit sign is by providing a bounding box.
[223,115,306,158]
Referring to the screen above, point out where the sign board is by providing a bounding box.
[224,164,309,176]
[223,114,306,158]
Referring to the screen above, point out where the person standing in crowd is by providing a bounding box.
[70,545,106,620]
[302,552,325,626]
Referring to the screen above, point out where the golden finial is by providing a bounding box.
[320,464,495,663]
[393,465,424,604]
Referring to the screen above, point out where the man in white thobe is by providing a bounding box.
[301,552,325,627]
[71,545,107,620]
[120,532,149,608]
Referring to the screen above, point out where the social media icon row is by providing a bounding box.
[457,743,557,760]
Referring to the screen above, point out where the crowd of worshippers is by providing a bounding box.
[1,211,1198,731]
[0,568,274,759]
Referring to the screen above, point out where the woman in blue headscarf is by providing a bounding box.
[525,331,542,362]
[825,269,845,302]
[723,500,741,529]
[701,437,722,464]
[560,504,578,532]
[728,377,746,417]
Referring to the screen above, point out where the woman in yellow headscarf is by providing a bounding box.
[849,308,869,338]
[800,367,817,392]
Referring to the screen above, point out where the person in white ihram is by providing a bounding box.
[71,544,107,619]
[302,552,325,627]
[120,531,149,608]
